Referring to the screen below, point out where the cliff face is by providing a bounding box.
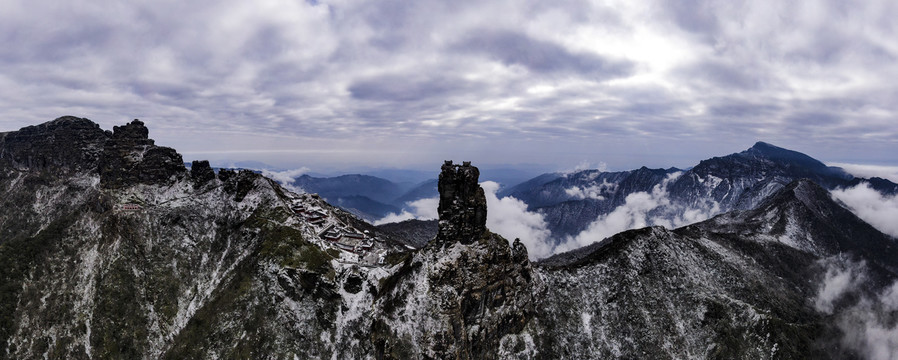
[98,119,186,189]
[0,116,108,173]
[0,117,323,358]
[0,117,186,189]
[435,161,488,245]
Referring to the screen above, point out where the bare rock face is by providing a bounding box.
[436,161,487,245]
[98,119,187,188]
[190,160,215,186]
[0,116,109,173]
[0,117,206,190]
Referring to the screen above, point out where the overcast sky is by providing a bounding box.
[1,0,896,173]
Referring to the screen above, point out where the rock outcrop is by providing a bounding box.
[0,116,200,190]
[0,116,108,173]
[190,160,216,186]
[98,119,187,188]
[435,160,487,246]
[374,161,538,359]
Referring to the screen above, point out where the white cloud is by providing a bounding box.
[829,162,898,184]
[813,258,898,360]
[563,161,608,174]
[408,197,439,220]
[481,181,553,259]
[0,0,896,171]
[554,172,720,253]
[831,182,898,238]
[261,167,310,193]
[564,179,616,200]
[261,167,310,185]
[373,197,439,226]
[373,211,415,225]
[813,260,865,314]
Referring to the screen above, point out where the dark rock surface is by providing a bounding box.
[376,219,438,249]
[0,116,109,173]
[435,161,487,246]
[190,160,216,186]
[99,119,187,188]
[373,161,538,359]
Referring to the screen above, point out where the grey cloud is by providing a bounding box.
[454,30,634,80]
[0,0,897,172]
[783,111,841,127]
[675,59,775,90]
[709,102,782,118]
[663,0,719,35]
[348,74,476,102]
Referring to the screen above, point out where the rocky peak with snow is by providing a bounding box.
[699,179,898,272]
[372,160,538,359]
[532,179,898,359]
[0,116,108,173]
[189,160,216,186]
[435,160,488,246]
[99,119,186,189]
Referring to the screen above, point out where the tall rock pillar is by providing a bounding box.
[436,161,487,245]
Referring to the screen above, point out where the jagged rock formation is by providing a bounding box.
[0,116,108,173]
[98,119,186,189]
[373,160,537,359]
[189,160,215,186]
[435,161,487,246]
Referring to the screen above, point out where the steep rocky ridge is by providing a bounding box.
[0,117,395,358]
[533,179,898,359]
[371,161,537,359]
[0,116,108,174]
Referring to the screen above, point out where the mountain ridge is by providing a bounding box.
[1,116,896,359]
[503,141,897,240]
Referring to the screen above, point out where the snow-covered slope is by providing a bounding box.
[534,179,898,359]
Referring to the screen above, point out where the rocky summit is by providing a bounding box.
[373,160,535,359]
[98,119,186,189]
[435,160,488,245]
[1,117,896,359]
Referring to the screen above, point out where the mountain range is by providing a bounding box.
[502,141,898,240]
[1,116,896,359]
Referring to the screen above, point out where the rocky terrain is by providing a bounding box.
[1,116,896,359]
[376,219,438,249]
[533,179,897,359]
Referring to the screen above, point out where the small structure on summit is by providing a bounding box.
[119,203,142,211]
[435,160,487,245]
